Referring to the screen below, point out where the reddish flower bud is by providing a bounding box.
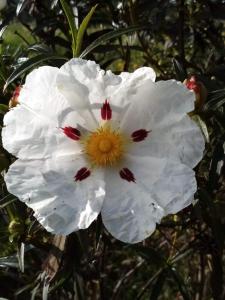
[9,86,21,108]
[184,76,207,111]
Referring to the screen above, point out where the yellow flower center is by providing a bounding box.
[84,126,125,167]
[98,139,112,153]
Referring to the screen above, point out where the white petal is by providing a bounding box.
[56,58,118,109]
[127,155,197,215]
[2,66,89,159]
[20,66,62,115]
[120,80,195,133]
[5,155,105,234]
[2,105,82,159]
[101,155,196,243]
[19,65,86,128]
[101,171,162,244]
[109,66,156,108]
[56,58,156,123]
[129,115,205,168]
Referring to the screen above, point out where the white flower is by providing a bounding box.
[2,59,205,243]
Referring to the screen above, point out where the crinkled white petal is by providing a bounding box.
[101,155,196,243]
[101,171,161,244]
[56,58,118,109]
[2,66,88,159]
[5,155,105,234]
[19,66,62,115]
[129,115,205,168]
[108,66,156,108]
[56,58,156,122]
[19,65,86,127]
[120,80,195,133]
[2,105,82,159]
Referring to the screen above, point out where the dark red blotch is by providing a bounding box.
[119,168,136,183]
[74,167,91,181]
[131,129,151,142]
[101,100,112,120]
[63,127,81,140]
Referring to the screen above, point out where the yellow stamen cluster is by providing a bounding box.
[84,126,125,167]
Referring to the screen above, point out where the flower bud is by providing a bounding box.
[184,76,207,111]
[9,86,21,108]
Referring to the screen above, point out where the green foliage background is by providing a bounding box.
[0,0,225,299]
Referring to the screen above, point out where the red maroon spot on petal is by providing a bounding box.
[62,126,81,140]
[131,129,151,142]
[119,168,136,183]
[101,100,112,120]
[74,167,91,181]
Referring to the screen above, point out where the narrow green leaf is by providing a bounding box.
[204,88,225,111]
[191,115,209,143]
[0,104,8,114]
[172,58,187,82]
[0,151,9,172]
[79,25,145,58]
[16,0,29,16]
[0,199,17,209]
[4,54,67,91]
[75,5,97,57]
[42,279,50,300]
[51,0,59,9]
[60,0,77,57]
[28,44,50,53]
[0,256,19,268]
[0,25,7,39]
[17,242,25,273]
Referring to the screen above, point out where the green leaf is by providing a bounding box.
[204,89,225,111]
[4,54,67,91]
[51,0,59,9]
[0,151,9,172]
[28,44,50,53]
[0,104,8,114]
[0,25,7,39]
[0,199,17,209]
[16,0,30,16]
[79,25,145,58]
[75,5,97,57]
[17,242,25,273]
[172,58,187,82]
[191,115,209,143]
[60,0,77,57]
